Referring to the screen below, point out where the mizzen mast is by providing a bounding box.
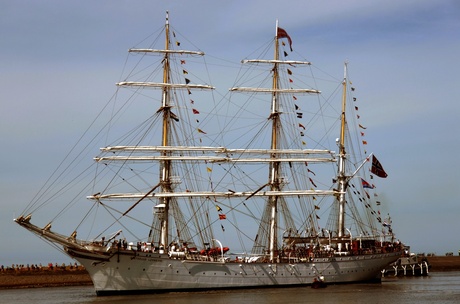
[336,62,349,251]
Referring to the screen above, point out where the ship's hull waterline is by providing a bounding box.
[67,248,400,295]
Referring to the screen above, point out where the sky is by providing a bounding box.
[1,0,460,265]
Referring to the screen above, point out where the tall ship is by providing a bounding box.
[15,13,402,295]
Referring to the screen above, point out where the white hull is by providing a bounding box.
[67,248,400,295]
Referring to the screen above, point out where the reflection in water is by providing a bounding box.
[1,272,459,304]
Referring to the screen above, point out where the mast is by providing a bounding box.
[337,62,348,251]
[229,23,322,261]
[159,11,172,252]
[267,20,282,262]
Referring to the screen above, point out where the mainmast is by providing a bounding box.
[337,62,348,251]
[229,23,322,262]
[267,20,282,262]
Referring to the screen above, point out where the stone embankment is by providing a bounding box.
[0,265,91,289]
[426,256,460,271]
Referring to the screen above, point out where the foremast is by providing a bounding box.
[159,11,173,253]
[117,12,214,252]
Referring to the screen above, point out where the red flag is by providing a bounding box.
[371,155,388,178]
[219,214,226,220]
[192,108,200,114]
[277,27,293,51]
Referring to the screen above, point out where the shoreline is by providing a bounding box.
[0,267,92,289]
[425,256,460,272]
[2,256,460,290]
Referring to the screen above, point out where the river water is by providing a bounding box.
[1,272,459,304]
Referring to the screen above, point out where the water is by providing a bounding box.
[1,272,459,304]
